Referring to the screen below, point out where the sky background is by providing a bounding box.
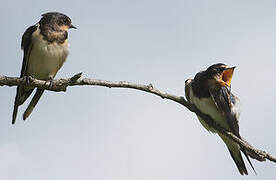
[0,0,276,179]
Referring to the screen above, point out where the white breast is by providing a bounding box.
[27,28,69,80]
[187,85,230,132]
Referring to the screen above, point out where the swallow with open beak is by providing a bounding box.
[185,63,255,175]
[12,12,76,124]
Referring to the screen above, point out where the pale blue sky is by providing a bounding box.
[0,0,275,179]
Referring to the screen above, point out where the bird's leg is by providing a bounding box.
[44,76,54,89]
[48,77,54,89]
[25,75,33,85]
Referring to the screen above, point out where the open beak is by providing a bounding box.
[222,66,236,86]
[70,24,77,29]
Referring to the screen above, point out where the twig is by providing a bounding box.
[0,73,275,163]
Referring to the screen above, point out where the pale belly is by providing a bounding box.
[188,87,230,133]
[27,38,68,80]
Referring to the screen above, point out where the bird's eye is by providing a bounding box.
[216,67,224,73]
[65,18,71,25]
[60,18,68,25]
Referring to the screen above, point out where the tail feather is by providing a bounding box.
[228,147,248,175]
[241,148,257,175]
[12,104,19,125]
[23,89,44,120]
[12,86,34,124]
[219,134,252,175]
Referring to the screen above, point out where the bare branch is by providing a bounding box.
[1,73,275,163]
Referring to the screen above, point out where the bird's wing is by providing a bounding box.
[20,25,38,77]
[209,86,240,137]
[210,87,256,174]
[12,25,38,124]
[184,79,193,102]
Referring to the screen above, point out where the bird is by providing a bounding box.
[185,63,255,175]
[12,12,76,124]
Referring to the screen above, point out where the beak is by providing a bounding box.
[70,24,77,29]
[222,66,236,86]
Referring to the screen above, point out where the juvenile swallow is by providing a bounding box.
[185,63,255,175]
[12,12,76,124]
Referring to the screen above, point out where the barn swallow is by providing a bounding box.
[185,63,255,175]
[12,12,76,124]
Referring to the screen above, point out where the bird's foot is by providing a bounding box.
[44,77,54,89]
[48,77,54,89]
[25,75,33,85]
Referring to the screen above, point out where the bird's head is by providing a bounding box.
[40,12,76,31]
[205,63,236,87]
